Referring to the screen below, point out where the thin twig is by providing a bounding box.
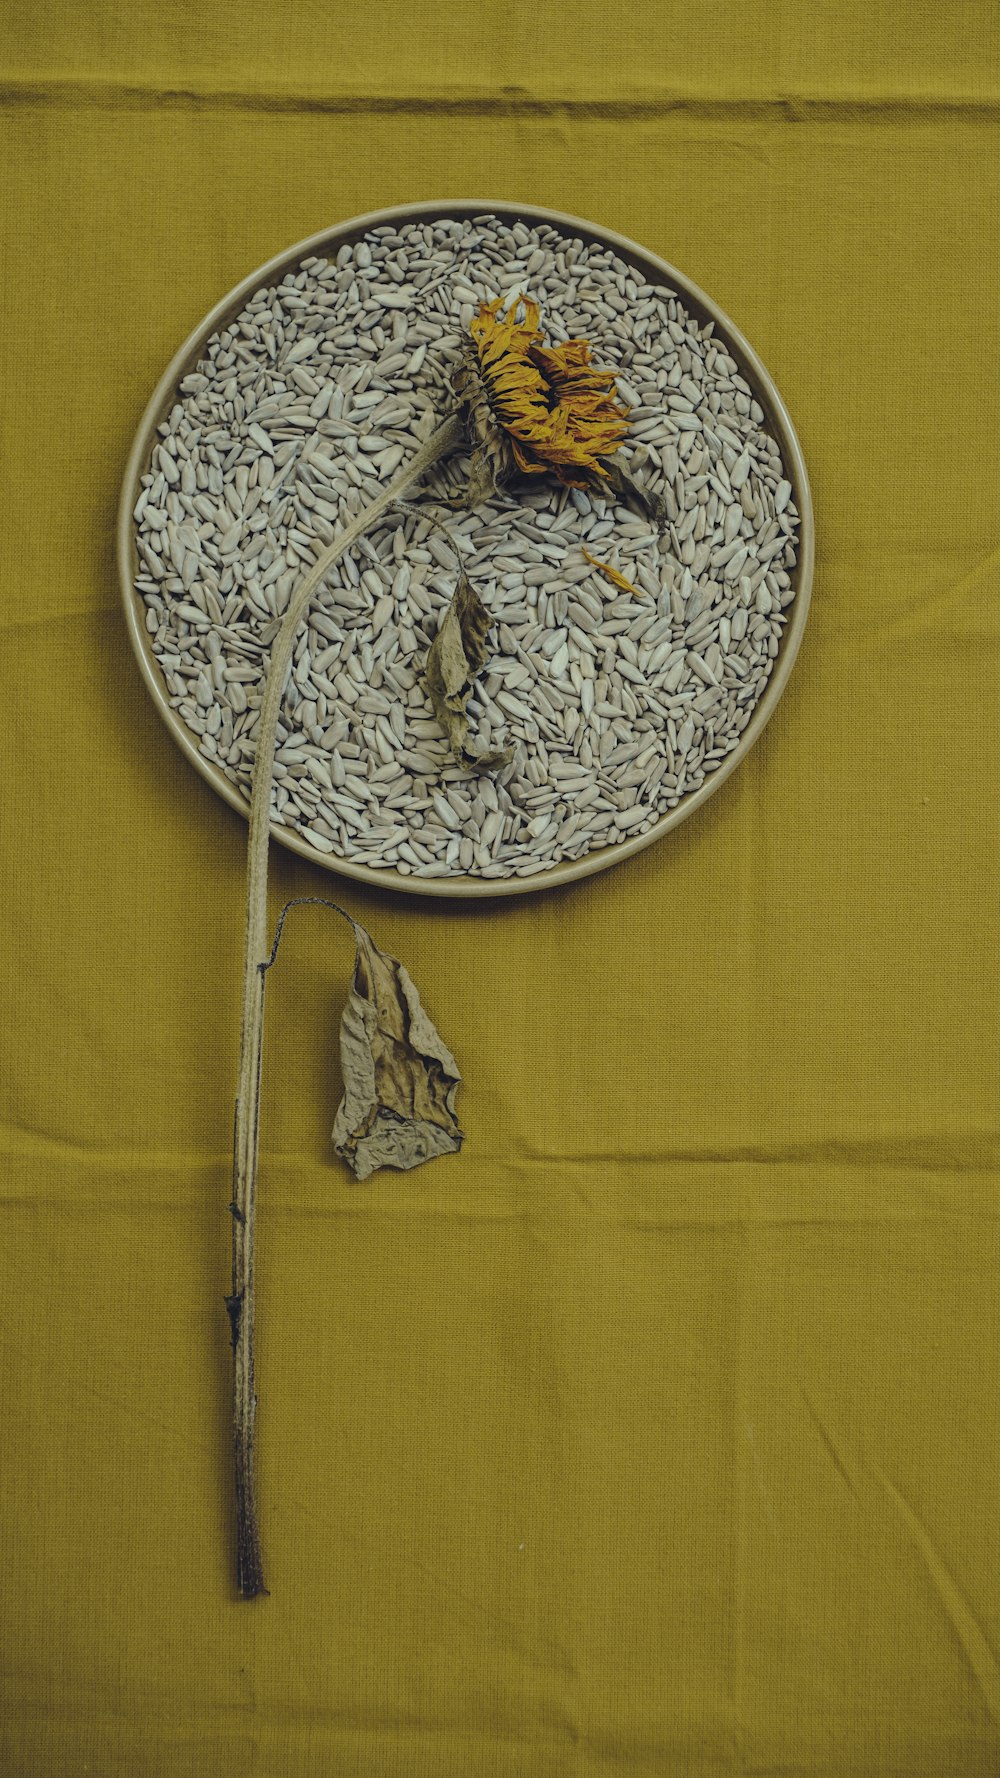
[229,412,465,1598]
[260,897,355,973]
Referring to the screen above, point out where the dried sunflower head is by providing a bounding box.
[453,296,630,504]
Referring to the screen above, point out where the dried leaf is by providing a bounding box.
[333,918,464,1182]
[452,348,518,504]
[424,569,513,771]
[582,548,641,596]
[598,455,671,527]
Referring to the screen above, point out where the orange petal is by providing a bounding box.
[582,549,641,595]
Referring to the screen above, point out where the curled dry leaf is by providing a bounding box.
[599,455,670,527]
[424,569,513,771]
[333,917,464,1182]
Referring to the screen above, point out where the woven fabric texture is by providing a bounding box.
[2,2,999,1772]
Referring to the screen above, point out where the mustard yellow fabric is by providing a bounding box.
[3,3,1000,1772]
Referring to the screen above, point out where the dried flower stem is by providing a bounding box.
[229,411,465,1598]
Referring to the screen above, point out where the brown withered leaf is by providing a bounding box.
[333,918,464,1182]
[452,347,517,505]
[599,456,670,527]
[424,569,513,771]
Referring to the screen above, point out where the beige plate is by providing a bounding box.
[118,200,814,898]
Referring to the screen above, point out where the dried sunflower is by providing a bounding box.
[455,291,665,522]
[454,296,630,503]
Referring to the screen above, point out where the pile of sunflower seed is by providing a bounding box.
[133,213,799,880]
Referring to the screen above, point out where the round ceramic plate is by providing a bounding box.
[118,200,813,897]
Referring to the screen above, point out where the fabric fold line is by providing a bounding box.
[3,74,1000,121]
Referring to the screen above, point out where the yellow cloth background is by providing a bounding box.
[2,2,999,1772]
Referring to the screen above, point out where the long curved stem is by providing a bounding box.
[229,412,465,1597]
